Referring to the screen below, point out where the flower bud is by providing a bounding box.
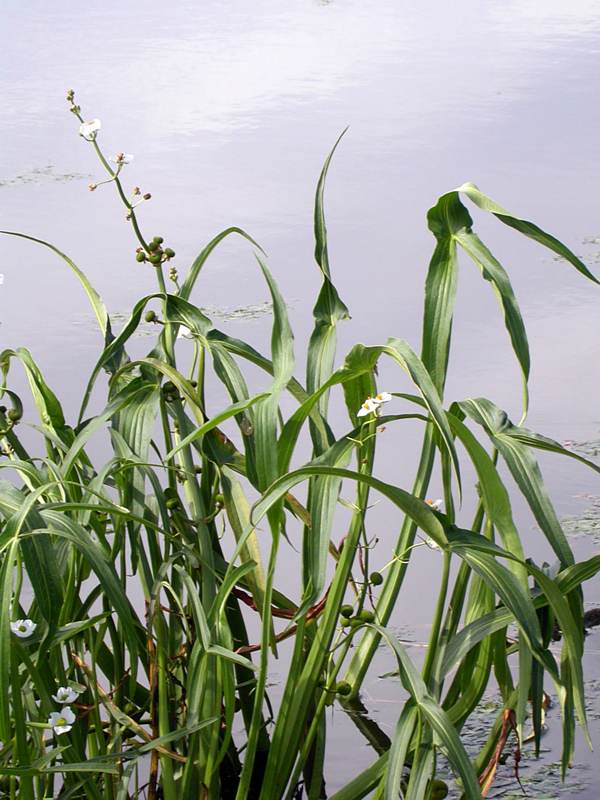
[8,408,22,422]
[88,183,97,192]
[149,253,162,265]
[153,236,164,244]
[136,252,146,263]
[335,681,352,697]
[164,247,175,258]
[340,604,353,618]
[147,241,159,252]
[143,193,152,200]
[144,310,157,323]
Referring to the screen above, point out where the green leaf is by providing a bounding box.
[454,229,530,413]
[307,129,350,427]
[456,182,599,284]
[180,227,264,302]
[375,625,482,800]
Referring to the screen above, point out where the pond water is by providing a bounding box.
[2,1,600,796]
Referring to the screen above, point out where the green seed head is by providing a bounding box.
[370,571,383,586]
[144,310,157,323]
[336,681,352,697]
[358,609,375,623]
[149,253,162,265]
[135,251,146,263]
[164,247,175,258]
[340,604,353,618]
[153,236,164,244]
[147,241,159,252]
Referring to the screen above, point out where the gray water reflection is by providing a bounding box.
[2,0,600,794]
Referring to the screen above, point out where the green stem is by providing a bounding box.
[342,424,436,691]
[421,550,451,693]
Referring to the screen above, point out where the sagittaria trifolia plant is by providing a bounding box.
[0,89,599,800]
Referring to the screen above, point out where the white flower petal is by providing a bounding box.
[10,619,36,638]
[374,392,392,404]
[357,397,379,417]
[426,498,443,512]
[79,119,102,141]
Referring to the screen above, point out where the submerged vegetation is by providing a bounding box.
[0,91,599,799]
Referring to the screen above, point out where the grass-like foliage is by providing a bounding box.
[0,91,599,799]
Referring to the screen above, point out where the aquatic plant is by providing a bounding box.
[1,90,599,799]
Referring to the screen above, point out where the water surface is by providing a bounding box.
[2,1,600,794]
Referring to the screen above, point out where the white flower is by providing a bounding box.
[48,707,76,735]
[357,397,379,417]
[10,619,36,638]
[357,391,393,418]
[373,392,392,404]
[51,687,80,704]
[426,498,443,512]
[79,119,101,141]
[110,152,134,165]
